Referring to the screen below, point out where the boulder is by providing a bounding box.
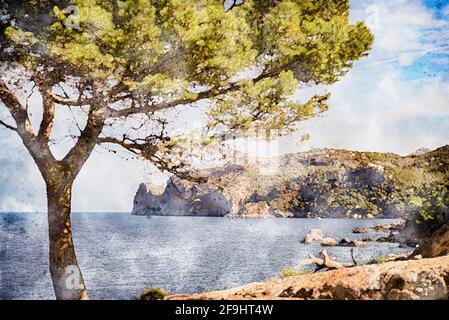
[382,269,448,300]
[353,240,368,248]
[338,238,368,248]
[372,223,393,232]
[353,227,368,234]
[303,229,325,244]
[392,219,406,229]
[378,219,406,231]
[338,238,352,246]
[321,237,337,247]
[376,236,393,243]
[414,223,449,258]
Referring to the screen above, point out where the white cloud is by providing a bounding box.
[282,68,449,156]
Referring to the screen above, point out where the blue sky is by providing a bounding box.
[399,0,449,81]
[1,0,449,212]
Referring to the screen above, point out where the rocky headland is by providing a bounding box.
[132,145,449,220]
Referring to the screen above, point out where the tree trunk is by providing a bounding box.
[46,179,88,300]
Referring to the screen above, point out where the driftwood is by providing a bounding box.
[306,249,414,272]
[307,250,354,271]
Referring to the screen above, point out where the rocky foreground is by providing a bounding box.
[169,255,449,300]
[133,145,449,219]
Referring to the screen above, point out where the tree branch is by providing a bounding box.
[97,136,144,152]
[61,85,109,176]
[107,90,220,118]
[37,84,56,143]
[0,79,56,167]
[0,80,36,140]
[0,119,17,131]
[107,67,288,118]
[51,92,91,106]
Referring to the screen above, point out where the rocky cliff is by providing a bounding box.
[132,146,449,220]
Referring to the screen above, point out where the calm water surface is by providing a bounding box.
[0,213,409,299]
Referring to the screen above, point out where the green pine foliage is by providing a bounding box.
[2,0,374,134]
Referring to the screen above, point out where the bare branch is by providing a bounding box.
[25,83,36,111]
[97,136,143,152]
[68,106,84,134]
[48,134,79,147]
[56,83,70,99]
[0,119,17,131]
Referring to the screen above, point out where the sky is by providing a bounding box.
[0,0,448,212]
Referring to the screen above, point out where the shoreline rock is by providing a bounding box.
[353,227,368,234]
[169,255,449,300]
[338,238,368,248]
[321,237,337,247]
[303,229,325,244]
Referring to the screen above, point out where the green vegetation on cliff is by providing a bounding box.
[135,146,449,230]
[243,146,449,222]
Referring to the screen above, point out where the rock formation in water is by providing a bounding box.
[132,146,449,221]
[132,175,233,217]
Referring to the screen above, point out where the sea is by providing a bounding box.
[0,213,410,299]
